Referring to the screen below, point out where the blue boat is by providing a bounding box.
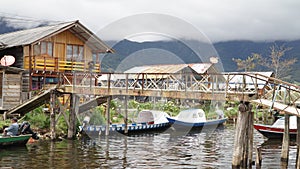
[80,110,171,136]
[166,109,227,128]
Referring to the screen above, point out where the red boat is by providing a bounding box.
[254,116,298,139]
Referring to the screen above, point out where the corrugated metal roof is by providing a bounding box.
[0,21,74,48]
[124,63,213,74]
[188,63,212,74]
[0,20,113,53]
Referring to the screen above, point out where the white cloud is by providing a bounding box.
[1,0,299,42]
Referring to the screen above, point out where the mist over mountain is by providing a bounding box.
[0,19,299,82]
[0,17,22,34]
[102,39,300,82]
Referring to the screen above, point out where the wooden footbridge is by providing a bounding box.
[3,71,300,168]
[6,71,300,115]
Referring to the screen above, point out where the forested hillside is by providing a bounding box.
[0,19,299,82]
[102,39,300,82]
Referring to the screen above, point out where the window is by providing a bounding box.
[66,44,84,61]
[34,44,40,55]
[33,41,53,56]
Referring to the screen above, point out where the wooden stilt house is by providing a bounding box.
[0,20,113,112]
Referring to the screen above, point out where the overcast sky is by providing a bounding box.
[1,0,300,42]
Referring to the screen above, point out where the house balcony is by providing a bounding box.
[24,56,101,73]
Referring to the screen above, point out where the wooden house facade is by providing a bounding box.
[0,66,24,110]
[0,20,113,91]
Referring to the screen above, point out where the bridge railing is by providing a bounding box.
[55,71,300,103]
[59,72,267,94]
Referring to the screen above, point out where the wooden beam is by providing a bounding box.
[124,74,128,134]
[232,102,252,168]
[68,93,78,139]
[252,99,300,117]
[255,146,262,168]
[105,96,111,136]
[50,90,56,140]
[62,85,254,101]
[248,110,254,168]
[281,114,290,164]
[296,116,300,169]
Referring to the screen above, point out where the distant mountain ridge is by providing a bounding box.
[102,39,300,82]
[0,17,21,34]
[0,19,299,82]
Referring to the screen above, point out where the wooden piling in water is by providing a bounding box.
[296,116,300,169]
[248,108,254,169]
[49,90,56,140]
[124,74,129,134]
[68,94,78,139]
[232,102,253,169]
[105,96,111,136]
[255,146,262,169]
[105,74,111,136]
[281,114,290,164]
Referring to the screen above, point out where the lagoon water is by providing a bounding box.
[0,124,297,169]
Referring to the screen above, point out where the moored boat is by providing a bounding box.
[80,110,171,136]
[254,116,297,139]
[166,109,227,128]
[0,134,32,147]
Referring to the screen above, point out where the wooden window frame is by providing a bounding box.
[33,41,53,56]
[66,44,84,61]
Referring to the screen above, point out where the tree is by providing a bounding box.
[259,44,297,80]
[232,53,260,72]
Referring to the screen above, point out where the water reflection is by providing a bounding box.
[0,124,298,168]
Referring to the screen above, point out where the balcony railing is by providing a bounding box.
[24,56,101,73]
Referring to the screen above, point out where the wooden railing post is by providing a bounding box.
[55,57,58,72]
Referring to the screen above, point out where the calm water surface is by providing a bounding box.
[0,124,297,169]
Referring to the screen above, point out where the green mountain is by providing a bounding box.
[214,40,300,81]
[0,19,299,82]
[102,39,300,82]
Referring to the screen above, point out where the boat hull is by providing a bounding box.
[0,134,32,147]
[166,117,227,128]
[81,122,171,136]
[253,124,297,139]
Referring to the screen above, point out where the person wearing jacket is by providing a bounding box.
[4,117,19,136]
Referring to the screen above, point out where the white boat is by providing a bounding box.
[166,109,227,128]
[254,116,298,139]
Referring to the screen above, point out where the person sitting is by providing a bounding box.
[3,117,19,136]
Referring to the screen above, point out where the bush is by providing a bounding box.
[23,107,50,129]
[224,107,238,119]
[163,101,180,116]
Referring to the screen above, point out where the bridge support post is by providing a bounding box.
[232,102,253,169]
[124,74,129,134]
[50,90,56,140]
[248,108,254,168]
[68,94,79,139]
[296,116,300,169]
[105,96,111,136]
[281,113,290,167]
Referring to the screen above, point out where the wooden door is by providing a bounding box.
[54,43,65,71]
